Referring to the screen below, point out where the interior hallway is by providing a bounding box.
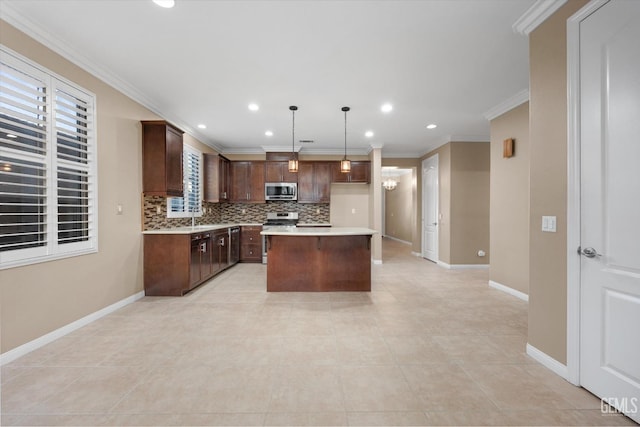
[1,239,635,426]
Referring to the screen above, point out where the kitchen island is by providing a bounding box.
[261,227,377,292]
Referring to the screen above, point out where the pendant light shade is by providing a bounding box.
[288,106,299,173]
[341,106,351,173]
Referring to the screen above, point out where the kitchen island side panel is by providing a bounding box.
[266,235,371,292]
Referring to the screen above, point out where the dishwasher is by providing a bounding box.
[228,226,240,266]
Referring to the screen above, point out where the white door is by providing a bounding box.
[422,155,438,262]
[580,0,640,422]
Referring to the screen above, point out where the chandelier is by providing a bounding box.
[382,178,398,191]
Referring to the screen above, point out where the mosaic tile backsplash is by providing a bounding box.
[143,196,330,230]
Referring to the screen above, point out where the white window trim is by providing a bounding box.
[167,144,202,219]
[0,45,98,270]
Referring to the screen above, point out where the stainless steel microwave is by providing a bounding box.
[265,182,297,201]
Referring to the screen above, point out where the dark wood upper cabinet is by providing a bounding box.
[265,161,298,183]
[230,161,265,203]
[331,160,371,183]
[297,161,332,203]
[203,154,230,203]
[142,120,184,197]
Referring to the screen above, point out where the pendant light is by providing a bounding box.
[341,106,351,173]
[288,105,299,173]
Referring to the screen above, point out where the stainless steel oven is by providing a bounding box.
[262,212,298,263]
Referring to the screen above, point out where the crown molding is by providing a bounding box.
[483,89,530,121]
[381,151,424,159]
[0,1,224,153]
[260,145,302,153]
[512,0,568,35]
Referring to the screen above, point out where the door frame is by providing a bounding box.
[566,0,610,387]
[421,154,439,261]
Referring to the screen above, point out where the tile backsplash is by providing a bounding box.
[143,196,330,230]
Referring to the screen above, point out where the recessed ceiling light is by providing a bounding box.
[265,130,273,137]
[426,124,437,129]
[381,103,393,113]
[152,0,175,8]
[365,131,374,138]
[248,103,259,112]
[197,124,206,129]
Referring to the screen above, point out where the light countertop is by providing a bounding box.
[261,227,376,236]
[142,223,262,235]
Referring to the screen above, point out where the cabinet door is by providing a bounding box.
[201,236,213,279]
[203,154,220,202]
[331,161,350,183]
[230,162,249,202]
[265,161,283,182]
[315,162,332,203]
[297,162,315,202]
[349,161,371,183]
[217,232,229,269]
[248,162,265,202]
[165,126,184,195]
[142,121,184,197]
[220,156,230,201]
[190,239,201,288]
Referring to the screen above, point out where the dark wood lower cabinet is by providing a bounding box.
[144,230,230,296]
[240,226,262,262]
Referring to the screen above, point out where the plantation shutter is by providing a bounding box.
[53,81,94,248]
[0,56,49,254]
[1,47,97,269]
[168,145,201,216]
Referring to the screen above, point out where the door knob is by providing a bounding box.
[431,222,438,226]
[580,247,601,258]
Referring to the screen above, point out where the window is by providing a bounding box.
[0,46,97,269]
[167,145,202,218]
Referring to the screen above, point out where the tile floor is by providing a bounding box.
[1,239,636,426]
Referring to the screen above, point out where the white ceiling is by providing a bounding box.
[2,0,534,157]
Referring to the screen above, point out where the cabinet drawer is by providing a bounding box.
[241,243,262,262]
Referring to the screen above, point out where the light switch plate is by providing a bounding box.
[542,216,556,232]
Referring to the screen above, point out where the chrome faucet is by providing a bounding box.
[191,209,196,227]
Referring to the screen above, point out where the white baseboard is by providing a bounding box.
[438,261,489,270]
[489,280,529,302]
[383,235,412,245]
[526,343,569,381]
[0,290,145,366]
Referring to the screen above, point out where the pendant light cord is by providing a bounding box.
[342,106,350,159]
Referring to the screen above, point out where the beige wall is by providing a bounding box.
[330,184,370,227]
[419,142,490,265]
[490,102,530,294]
[450,142,491,265]
[528,0,588,365]
[0,22,217,353]
[384,172,413,243]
